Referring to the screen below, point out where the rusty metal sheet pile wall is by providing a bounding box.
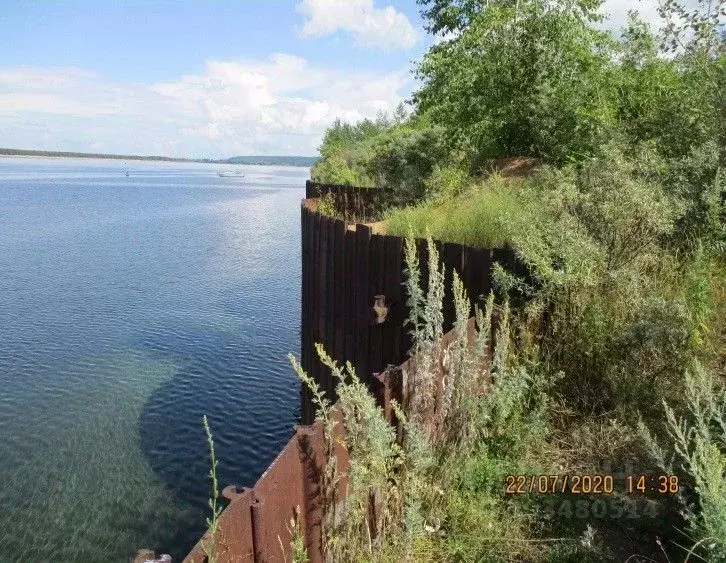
[183,318,482,563]
[182,426,325,563]
[300,189,517,422]
[182,182,513,563]
[305,180,394,222]
[183,486,255,563]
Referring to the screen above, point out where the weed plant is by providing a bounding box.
[290,238,606,561]
[281,507,308,563]
[640,360,726,560]
[315,191,337,218]
[290,346,404,561]
[200,415,223,563]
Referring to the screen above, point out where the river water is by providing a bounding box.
[0,157,304,561]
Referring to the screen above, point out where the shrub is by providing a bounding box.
[574,145,678,271]
[314,191,337,219]
[310,152,369,186]
[660,142,725,251]
[423,161,471,203]
[364,118,451,206]
[310,117,391,187]
[505,149,704,419]
[616,12,721,161]
[640,360,726,560]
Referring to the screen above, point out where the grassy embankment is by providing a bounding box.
[291,0,726,559]
[306,154,726,560]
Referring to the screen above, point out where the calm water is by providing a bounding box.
[0,157,305,562]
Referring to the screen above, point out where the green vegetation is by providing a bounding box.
[201,415,223,563]
[640,360,726,559]
[223,155,317,167]
[313,0,725,203]
[307,0,726,559]
[385,173,525,248]
[0,147,202,163]
[292,239,606,561]
[310,115,396,186]
[285,508,309,563]
[416,0,617,166]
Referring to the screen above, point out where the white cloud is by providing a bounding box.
[0,56,410,157]
[296,0,418,49]
[598,0,663,33]
[598,0,721,35]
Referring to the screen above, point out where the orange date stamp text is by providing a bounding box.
[505,474,680,495]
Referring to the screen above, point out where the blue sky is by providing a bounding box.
[0,0,661,158]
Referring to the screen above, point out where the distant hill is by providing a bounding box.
[0,147,199,162]
[0,148,318,167]
[222,155,318,167]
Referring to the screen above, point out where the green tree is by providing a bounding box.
[364,115,451,204]
[414,0,618,167]
[658,0,726,163]
[310,117,391,185]
[616,12,716,158]
[418,0,487,35]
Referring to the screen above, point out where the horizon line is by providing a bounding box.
[0,147,318,163]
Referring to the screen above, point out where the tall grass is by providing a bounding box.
[384,175,526,248]
[287,237,602,562]
[290,345,404,562]
[282,508,308,563]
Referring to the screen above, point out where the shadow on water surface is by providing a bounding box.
[137,314,301,558]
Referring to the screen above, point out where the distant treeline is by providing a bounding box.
[224,155,318,167]
[0,148,317,167]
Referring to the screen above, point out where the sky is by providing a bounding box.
[0,0,665,159]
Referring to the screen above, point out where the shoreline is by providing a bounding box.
[0,149,317,167]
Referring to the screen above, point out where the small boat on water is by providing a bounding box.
[218,170,244,178]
